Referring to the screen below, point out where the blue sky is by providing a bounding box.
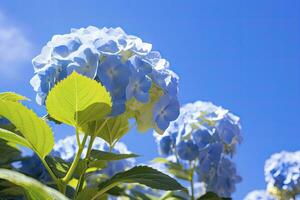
[0,1,299,199]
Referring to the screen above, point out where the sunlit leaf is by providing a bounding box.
[0,92,28,102]
[94,115,129,146]
[0,169,69,200]
[46,72,112,128]
[0,100,54,158]
[0,128,31,149]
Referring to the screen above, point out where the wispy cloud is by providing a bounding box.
[0,11,32,78]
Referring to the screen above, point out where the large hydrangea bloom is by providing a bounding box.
[153,101,242,197]
[244,190,276,200]
[52,135,135,177]
[30,26,179,132]
[265,151,300,195]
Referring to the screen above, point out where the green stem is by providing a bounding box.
[91,182,119,200]
[75,120,108,197]
[40,157,63,192]
[75,134,96,197]
[62,130,88,183]
[190,161,195,200]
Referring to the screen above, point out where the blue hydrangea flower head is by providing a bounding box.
[196,143,223,177]
[158,135,173,156]
[153,101,242,198]
[30,26,179,132]
[244,190,276,200]
[203,157,241,198]
[67,46,99,78]
[176,140,199,161]
[264,151,300,195]
[126,72,152,103]
[153,95,180,131]
[192,128,213,150]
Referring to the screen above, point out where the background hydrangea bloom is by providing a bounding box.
[30,26,179,132]
[153,101,242,197]
[244,190,276,200]
[264,151,300,196]
[16,135,135,197]
[18,154,51,183]
[201,157,242,198]
[52,135,135,178]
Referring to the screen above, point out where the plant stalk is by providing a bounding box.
[40,157,64,192]
[62,129,88,184]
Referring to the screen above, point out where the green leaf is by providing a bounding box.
[197,192,231,200]
[76,103,111,127]
[0,128,31,149]
[0,100,54,158]
[152,157,192,181]
[159,191,189,200]
[90,149,139,161]
[46,72,112,128]
[96,114,129,146]
[87,160,107,170]
[0,169,69,200]
[45,156,70,178]
[95,166,185,198]
[126,85,163,133]
[76,188,98,200]
[0,139,22,167]
[42,114,62,124]
[0,92,28,102]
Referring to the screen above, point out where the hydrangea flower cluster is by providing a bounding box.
[154,101,242,197]
[244,190,276,200]
[52,135,135,177]
[30,26,179,132]
[265,151,300,196]
[17,135,134,187]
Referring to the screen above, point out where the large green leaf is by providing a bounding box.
[94,115,129,146]
[46,72,112,128]
[0,100,54,158]
[0,169,69,200]
[93,166,185,199]
[90,150,138,161]
[0,92,28,102]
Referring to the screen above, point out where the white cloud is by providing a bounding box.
[0,11,32,78]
